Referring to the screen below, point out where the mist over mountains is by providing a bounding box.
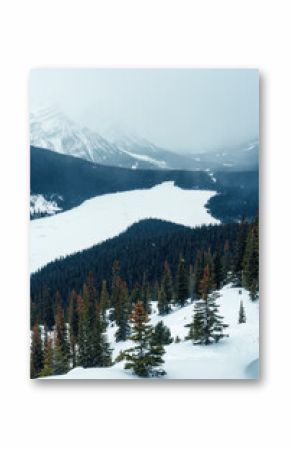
[30,105,258,171]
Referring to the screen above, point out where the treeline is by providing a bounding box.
[30,217,258,378]
[31,220,242,311]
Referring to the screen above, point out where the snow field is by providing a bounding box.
[47,284,259,380]
[30,182,219,273]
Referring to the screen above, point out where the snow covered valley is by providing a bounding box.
[30,182,219,273]
[46,284,259,380]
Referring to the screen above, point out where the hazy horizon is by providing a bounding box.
[30,68,259,153]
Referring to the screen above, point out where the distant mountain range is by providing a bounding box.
[30,105,259,171]
[31,146,259,223]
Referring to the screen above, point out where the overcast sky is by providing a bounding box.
[30,68,259,153]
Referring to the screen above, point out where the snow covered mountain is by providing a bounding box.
[30,106,170,169]
[30,105,259,171]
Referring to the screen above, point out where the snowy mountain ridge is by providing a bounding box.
[30,105,170,169]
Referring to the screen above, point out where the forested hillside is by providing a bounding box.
[31,146,258,222]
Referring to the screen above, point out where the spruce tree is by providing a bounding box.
[162,261,174,307]
[187,266,229,345]
[243,216,259,300]
[141,272,151,314]
[99,280,110,320]
[68,289,79,368]
[115,279,131,342]
[158,285,170,315]
[213,251,223,290]
[76,294,88,367]
[30,323,44,378]
[151,321,173,346]
[234,218,248,285]
[54,292,70,374]
[238,300,246,324]
[39,334,54,377]
[176,254,189,306]
[187,292,229,345]
[82,272,112,367]
[123,302,166,377]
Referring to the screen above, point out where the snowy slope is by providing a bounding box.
[30,182,218,273]
[46,284,259,380]
[30,106,170,169]
[30,194,62,217]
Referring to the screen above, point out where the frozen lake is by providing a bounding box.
[30,182,219,273]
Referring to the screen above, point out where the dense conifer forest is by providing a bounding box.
[30,216,259,378]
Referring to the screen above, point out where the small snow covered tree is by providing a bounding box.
[30,323,44,378]
[187,292,229,345]
[123,302,166,377]
[238,300,246,324]
[151,321,173,346]
[187,266,229,345]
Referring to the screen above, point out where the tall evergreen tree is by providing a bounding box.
[30,323,44,378]
[243,216,259,300]
[54,292,70,374]
[158,285,170,315]
[68,289,79,368]
[187,266,229,345]
[176,254,189,306]
[99,280,110,319]
[187,291,229,345]
[162,261,174,306]
[123,302,166,377]
[82,272,112,367]
[234,218,249,285]
[141,272,151,314]
[39,333,54,377]
[115,279,131,342]
[213,251,223,290]
[238,300,246,324]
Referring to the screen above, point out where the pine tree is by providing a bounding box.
[187,266,229,345]
[193,250,204,298]
[189,264,196,301]
[82,272,112,367]
[40,285,54,330]
[187,292,229,345]
[243,216,259,300]
[115,279,131,342]
[213,251,223,290]
[30,323,44,378]
[162,261,174,306]
[68,289,79,368]
[176,254,189,306]
[39,334,54,377]
[158,285,170,315]
[76,294,88,367]
[141,272,151,314]
[234,218,248,285]
[99,280,110,319]
[222,240,232,280]
[123,302,165,377]
[54,292,70,374]
[238,300,246,324]
[151,321,173,346]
